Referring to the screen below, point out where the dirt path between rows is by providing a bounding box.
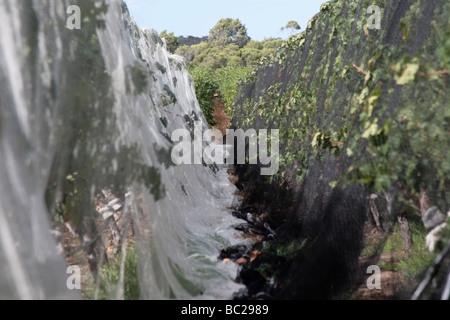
[212,96,230,137]
[351,225,412,300]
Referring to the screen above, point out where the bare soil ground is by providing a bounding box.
[212,97,230,137]
[351,224,411,300]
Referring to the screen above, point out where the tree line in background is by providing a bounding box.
[160,18,299,125]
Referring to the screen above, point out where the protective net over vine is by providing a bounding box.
[232,0,449,299]
[0,0,246,299]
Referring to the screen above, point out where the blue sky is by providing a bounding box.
[124,0,325,41]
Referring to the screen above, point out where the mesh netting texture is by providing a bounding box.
[231,0,449,299]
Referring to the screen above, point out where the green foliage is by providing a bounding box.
[208,18,250,48]
[189,66,219,125]
[379,218,436,280]
[176,42,209,65]
[42,2,169,233]
[261,239,308,258]
[176,18,285,123]
[251,239,308,280]
[161,84,177,106]
[225,0,449,299]
[284,21,301,30]
[176,37,284,71]
[159,30,179,54]
[159,117,168,128]
[127,62,149,94]
[215,66,252,114]
[233,0,450,212]
[95,246,140,300]
[175,16,285,72]
[189,65,252,124]
[155,61,167,74]
[281,20,301,37]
